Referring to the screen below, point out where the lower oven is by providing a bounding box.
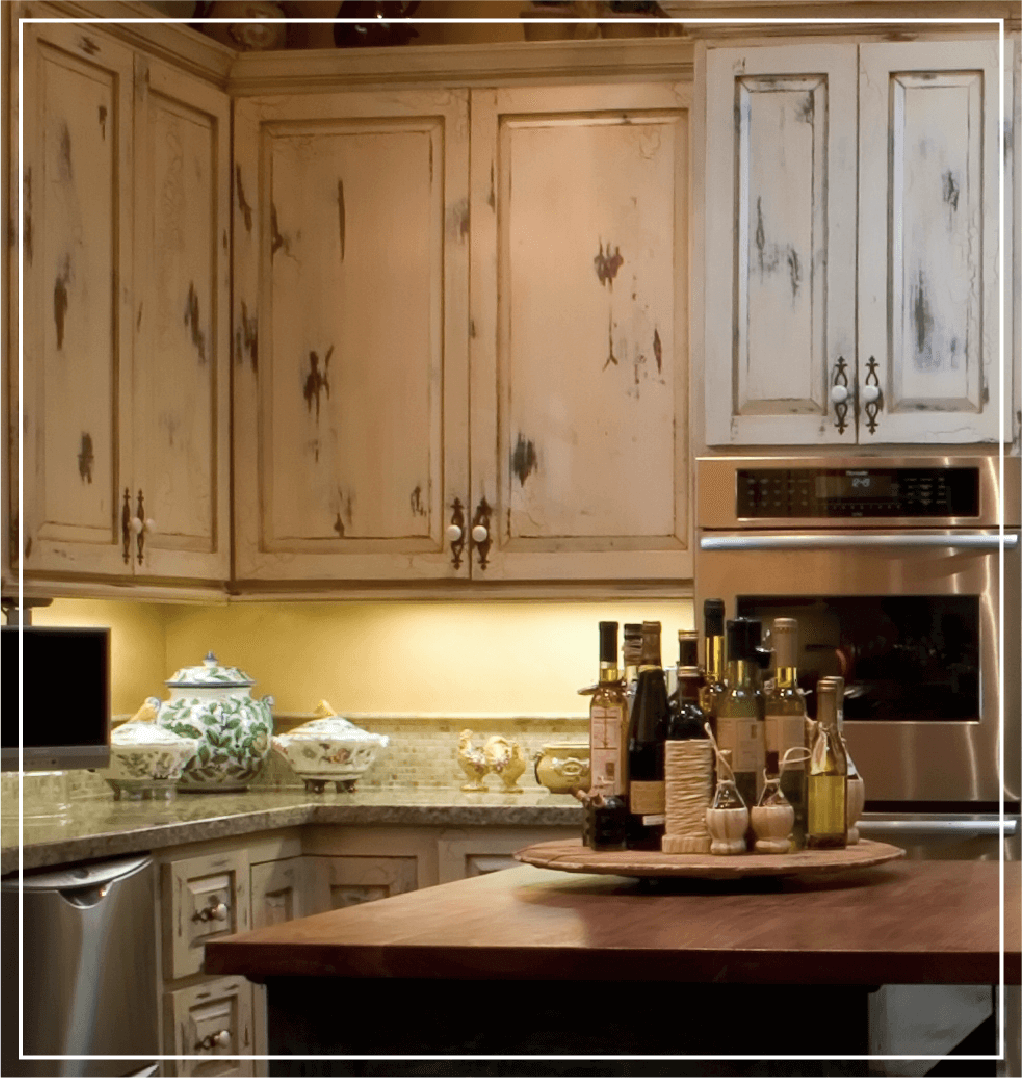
[695,453,1020,1075]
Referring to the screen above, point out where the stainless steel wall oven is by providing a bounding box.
[695,455,1020,817]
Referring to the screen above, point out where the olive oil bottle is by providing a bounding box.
[763,618,808,849]
[715,618,767,812]
[807,677,848,849]
[588,621,629,798]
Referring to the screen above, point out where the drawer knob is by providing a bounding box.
[193,899,228,923]
[196,1029,231,1052]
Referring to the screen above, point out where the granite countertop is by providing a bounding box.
[0,787,583,875]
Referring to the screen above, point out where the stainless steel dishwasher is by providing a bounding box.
[1,854,159,1077]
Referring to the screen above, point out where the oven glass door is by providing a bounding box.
[696,531,1020,805]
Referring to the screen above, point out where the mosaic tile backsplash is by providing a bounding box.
[2,713,590,807]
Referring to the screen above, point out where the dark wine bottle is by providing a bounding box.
[626,620,669,851]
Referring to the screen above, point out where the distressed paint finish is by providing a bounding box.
[133,57,230,578]
[19,24,133,573]
[470,83,692,581]
[704,45,857,445]
[233,89,469,581]
[859,40,1009,442]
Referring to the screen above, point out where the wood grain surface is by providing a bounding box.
[514,837,906,878]
[206,858,1020,986]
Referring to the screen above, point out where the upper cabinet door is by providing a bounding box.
[132,56,231,580]
[18,23,134,576]
[858,40,1011,443]
[233,89,470,583]
[470,83,691,581]
[704,45,858,446]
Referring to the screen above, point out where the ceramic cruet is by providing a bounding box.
[705,749,749,855]
[155,652,274,792]
[751,771,795,854]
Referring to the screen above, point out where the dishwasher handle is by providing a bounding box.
[700,533,1019,551]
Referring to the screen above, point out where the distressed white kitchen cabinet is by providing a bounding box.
[470,82,691,581]
[704,38,1013,446]
[12,17,230,584]
[232,80,691,585]
[232,87,470,584]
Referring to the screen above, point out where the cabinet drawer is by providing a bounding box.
[163,851,250,980]
[164,975,255,1077]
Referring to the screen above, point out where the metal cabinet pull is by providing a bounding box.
[448,498,466,569]
[193,899,228,923]
[863,356,883,434]
[830,356,851,434]
[471,497,493,569]
[195,1029,231,1052]
[120,489,133,564]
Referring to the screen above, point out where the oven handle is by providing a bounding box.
[859,817,1019,837]
[700,534,1019,551]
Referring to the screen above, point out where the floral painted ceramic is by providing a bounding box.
[103,704,200,800]
[155,652,274,792]
[272,708,389,793]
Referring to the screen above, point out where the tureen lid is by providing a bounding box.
[166,651,255,689]
[280,715,389,747]
[112,719,199,747]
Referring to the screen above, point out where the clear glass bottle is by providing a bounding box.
[699,599,727,734]
[588,621,629,798]
[763,618,809,849]
[807,677,849,849]
[828,674,865,843]
[626,621,669,851]
[706,749,748,855]
[715,618,767,813]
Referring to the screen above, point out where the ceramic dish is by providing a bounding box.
[103,706,200,800]
[271,712,389,793]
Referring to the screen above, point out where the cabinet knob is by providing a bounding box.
[861,384,880,404]
[830,384,849,405]
[144,518,157,534]
[471,524,488,544]
[445,523,462,543]
[196,1028,231,1052]
[193,899,228,923]
[130,516,144,535]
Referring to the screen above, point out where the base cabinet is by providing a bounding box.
[164,976,256,1078]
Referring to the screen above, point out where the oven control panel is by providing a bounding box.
[736,467,980,518]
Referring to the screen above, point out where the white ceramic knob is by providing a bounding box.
[144,518,157,534]
[445,523,462,543]
[215,1030,231,1048]
[861,384,880,404]
[830,384,848,405]
[130,516,143,535]
[471,524,488,544]
[212,901,227,921]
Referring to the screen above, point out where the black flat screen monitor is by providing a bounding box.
[1,626,111,771]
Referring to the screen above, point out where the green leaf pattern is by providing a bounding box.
[158,695,272,785]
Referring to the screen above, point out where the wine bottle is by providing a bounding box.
[763,618,808,849]
[667,630,706,740]
[588,621,629,798]
[715,618,767,814]
[807,677,849,849]
[583,775,628,851]
[699,599,727,734]
[626,620,669,850]
[622,622,642,716]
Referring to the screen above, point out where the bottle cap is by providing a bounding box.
[677,629,700,670]
[639,621,662,666]
[598,621,619,665]
[703,599,725,638]
[725,617,762,662]
[770,618,798,669]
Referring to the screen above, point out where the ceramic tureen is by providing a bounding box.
[102,699,200,800]
[271,701,389,793]
[155,652,274,792]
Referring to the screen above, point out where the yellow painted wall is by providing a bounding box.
[31,597,695,718]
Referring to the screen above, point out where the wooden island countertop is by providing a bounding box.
[206,857,1020,986]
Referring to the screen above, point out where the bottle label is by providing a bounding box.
[764,714,807,768]
[629,779,665,815]
[590,704,626,794]
[715,715,763,774]
[640,814,666,826]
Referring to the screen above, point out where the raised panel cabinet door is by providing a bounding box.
[165,976,255,1077]
[249,856,306,929]
[17,22,134,575]
[303,854,418,910]
[132,56,231,579]
[233,89,470,583]
[859,40,1012,443]
[704,45,858,445]
[471,84,691,581]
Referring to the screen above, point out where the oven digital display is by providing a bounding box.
[736,467,980,518]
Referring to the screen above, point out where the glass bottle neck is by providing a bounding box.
[676,671,703,704]
[774,665,798,690]
[726,659,760,689]
[705,635,725,682]
[598,662,622,686]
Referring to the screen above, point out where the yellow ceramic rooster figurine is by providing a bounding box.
[484,736,527,793]
[457,729,491,791]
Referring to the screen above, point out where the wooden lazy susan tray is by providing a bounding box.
[514,838,905,881]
